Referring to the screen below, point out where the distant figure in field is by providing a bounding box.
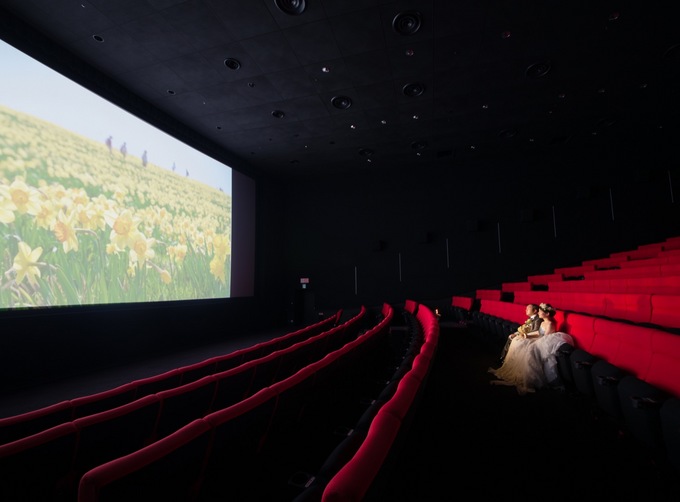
[105,136,113,154]
[185,168,189,177]
[120,142,127,158]
[142,150,148,167]
[172,162,176,172]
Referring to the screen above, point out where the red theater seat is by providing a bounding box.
[77,419,212,502]
[0,400,73,446]
[0,423,79,501]
[650,294,680,329]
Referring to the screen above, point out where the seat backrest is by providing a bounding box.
[0,400,73,446]
[321,409,402,502]
[0,422,79,501]
[199,388,279,498]
[592,318,653,379]
[70,382,138,420]
[650,294,680,329]
[404,299,419,315]
[645,331,680,397]
[560,312,596,352]
[72,395,161,466]
[602,293,652,324]
[131,368,182,399]
[451,296,473,310]
[154,375,218,440]
[77,419,212,502]
[70,395,163,500]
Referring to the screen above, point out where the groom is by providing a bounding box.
[498,303,542,364]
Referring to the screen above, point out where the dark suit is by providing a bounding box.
[499,314,543,361]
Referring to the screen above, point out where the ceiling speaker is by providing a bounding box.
[224,58,241,70]
[274,0,306,15]
[331,95,352,110]
[392,11,422,35]
[525,61,551,78]
[402,82,425,97]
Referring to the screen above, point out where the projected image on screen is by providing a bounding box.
[0,40,233,309]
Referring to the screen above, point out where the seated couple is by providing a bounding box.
[488,303,573,395]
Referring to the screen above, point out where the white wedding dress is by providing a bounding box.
[488,326,574,395]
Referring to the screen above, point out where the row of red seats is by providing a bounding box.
[557,312,680,471]
[76,304,398,501]
[321,302,439,501]
[547,275,680,295]
[0,308,372,500]
[466,296,680,474]
[513,290,680,329]
[502,236,680,291]
[0,310,344,446]
[582,236,680,269]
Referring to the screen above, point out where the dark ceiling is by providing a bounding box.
[1,0,679,180]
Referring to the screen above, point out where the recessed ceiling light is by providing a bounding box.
[405,49,414,56]
[501,31,511,39]
[167,89,175,95]
[92,35,104,42]
[321,66,330,73]
[272,110,285,118]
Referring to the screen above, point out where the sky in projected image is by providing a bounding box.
[0,39,231,195]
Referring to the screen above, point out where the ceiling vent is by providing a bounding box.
[331,96,352,110]
[402,82,426,97]
[271,110,285,119]
[274,0,306,16]
[526,61,551,78]
[392,11,422,35]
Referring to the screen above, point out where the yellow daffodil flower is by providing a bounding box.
[13,241,43,286]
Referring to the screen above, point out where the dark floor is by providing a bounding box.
[2,322,679,501]
[379,322,680,501]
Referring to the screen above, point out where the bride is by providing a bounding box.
[488,303,573,395]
